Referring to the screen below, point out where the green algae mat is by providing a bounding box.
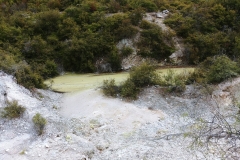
[45,67,195,93]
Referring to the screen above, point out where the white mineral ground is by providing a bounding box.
[1,71,240,159]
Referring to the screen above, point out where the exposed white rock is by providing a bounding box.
[1,71,240,159]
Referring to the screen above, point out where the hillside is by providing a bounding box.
[1,0,240,159]
[1,0,240,89]
[1,70,240,159]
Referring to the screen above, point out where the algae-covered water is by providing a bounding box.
[45,67,194,93]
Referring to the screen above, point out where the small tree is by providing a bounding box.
[32,113,47,135]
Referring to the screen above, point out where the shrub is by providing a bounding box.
[121,46,133,57]
[129,8,144,26]
[0,51,16,74]
[140,20,155,29]
[120,78,139,99]
[32,113,47,135]
[141,0,157,12]
[206,56,239,83]
[47,0,61,9]
[129,62,160,87]
[137,27,174,60]
[109,51,122,72]
[1,100,26,119]
[102,79,119,97]
[15,62,46,89]
[162,70,188,93]
[101,63,160,99]
[193,56,239,84]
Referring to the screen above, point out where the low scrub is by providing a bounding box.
[32,113,47,135]
[121,46,133,57]
[102,63,160,99]
[129,62,160,87]
[120,78,139,99]
[162,70,188,93]
[190,56,239,84]
[206,56,239,83]
[15,62,46,89]
[1,100,26,119]
[102,79,119,97]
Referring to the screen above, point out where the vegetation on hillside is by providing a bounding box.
[0,0,174,88]
[0,0,240,89]
[102,63,191,99]
[163,0,240,64]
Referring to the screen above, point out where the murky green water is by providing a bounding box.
[45,67,195,93]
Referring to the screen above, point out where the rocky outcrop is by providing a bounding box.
[144,12,185,65]
[95,59,112,73]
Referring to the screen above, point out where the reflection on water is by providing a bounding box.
[45,68,194,93]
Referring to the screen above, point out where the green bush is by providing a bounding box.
[32,113,47,135]
[139,20,155,29]
[141,0,157,12]
[129,62,160,87]
[206,56,239,83]
[192,56,239,84]
[137,26,174,60]
[109,51,122,71]
[129,8,144,26]
[120,78,139,99]
[33,60,59,79]
[101,63,160,99]
[0,51,17,74]
[1,100,26,119]
[102,79,119,97]
[121,46,133,57]
[15,63,46,89]
[162,70,187,93]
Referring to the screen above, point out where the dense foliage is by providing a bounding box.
[1,0,240,88]
[102,63,160,99]
[191,55,240,84]
[163,0,240,64]
[0,0,173,88]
